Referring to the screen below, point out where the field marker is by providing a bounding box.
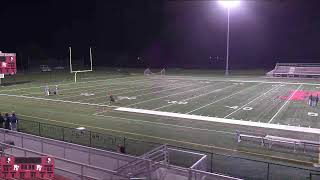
[186,83,263,114]
[224,84,281,118]
[268,84,303,123]
[153,82,236,110]
[14,113,317,166]
[126,84,214,107]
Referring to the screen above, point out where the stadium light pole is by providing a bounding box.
[219,0,240,76]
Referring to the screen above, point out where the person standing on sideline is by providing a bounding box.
[308,94,313,106]
[10,112,18,131]
[0,113,4,129]
[316,95,319,107]
[4,113,11,130]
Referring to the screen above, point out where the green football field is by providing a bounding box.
[0,69,320,174]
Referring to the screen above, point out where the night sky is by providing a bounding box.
[1,0,320,70]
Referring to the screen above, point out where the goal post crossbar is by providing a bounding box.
[69,47,93,82]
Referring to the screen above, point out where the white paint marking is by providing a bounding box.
[153,82,236,110]
[0,75,142,93]
[308,112,318,117]
[115,107,320,135]
[94,114,235,135]
[126,84,214,107]
[186,83,263,114]
[242,107,253,111]
[0,93,118,108]
[80,82,191,102]
[224,84,281,118]
[268,84,303,123]
[225,106,239,110]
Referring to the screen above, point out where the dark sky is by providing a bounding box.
[1,0,320,69]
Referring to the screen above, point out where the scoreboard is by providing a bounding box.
[0,51,16,75]
[0,156,54,179]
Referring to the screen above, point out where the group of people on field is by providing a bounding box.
[0,112,19,131]
[44,85,59,96]
[308,94,319,107]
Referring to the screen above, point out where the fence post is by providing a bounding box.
[210,152,213,173]
[62,127,65,141]
[267,162,270,180]
[89,130,92,147]
[38,122,41,136]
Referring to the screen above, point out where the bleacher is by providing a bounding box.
[236,130,320,153]
[0,129,241,180]
[267,63,320,78]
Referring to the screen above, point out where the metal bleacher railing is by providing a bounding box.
[0,128,240,180]
[14,119,320,179]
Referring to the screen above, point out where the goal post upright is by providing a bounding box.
[69,46,93,83]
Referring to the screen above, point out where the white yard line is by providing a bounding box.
[268,84,303,123]
[186,83,263,114]
[0,75,142,93]
[94,114,235,135]
[81,81,193,102]
[115,107,320,134]
[224,84,282,118]
[60,79,172,99]
[126,84,214,107]
[21,78,149,96]
[164,75,320,86]
[0,93,120,108]
[153,82,236,110]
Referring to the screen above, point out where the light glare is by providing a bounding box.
[219,0,240,9]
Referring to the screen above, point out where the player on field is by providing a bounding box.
[54,85,58,95]
[108,93,116,105]
[44,85,49,96]
[316,94,319,106]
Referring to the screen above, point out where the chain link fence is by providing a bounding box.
[16,119,320,180]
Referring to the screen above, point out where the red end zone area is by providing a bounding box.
[280,90,320,101]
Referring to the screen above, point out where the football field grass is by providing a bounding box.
[0,69,320,175]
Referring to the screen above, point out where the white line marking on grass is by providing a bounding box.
[153,82,236,110]
[60,80,171,100]
[0,93,119,108]
[115,107,320,134]
[224,84,282,118]
[0,75,142,93]
[21,78,149,96]
[81,82,193,102]
[268,84,303,123]
[186,83,263,114]
[126,84,214,107]
[165,75,320,86]
[94,114,235,135]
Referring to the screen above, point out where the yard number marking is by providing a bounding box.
[80,93,95,96]
[308,112,318,117]
[167,100,188,105]
[225,106,253,111]
[118,96,137,100]
[243,107,253,111]
[225,106,238,109]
